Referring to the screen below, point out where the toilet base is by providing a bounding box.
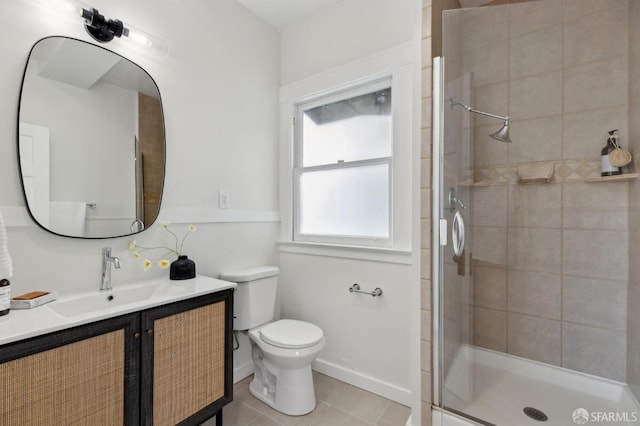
[249,361,317,416]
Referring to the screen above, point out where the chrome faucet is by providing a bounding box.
[101,247,121,292]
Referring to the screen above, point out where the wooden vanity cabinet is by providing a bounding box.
[141,289,233,426]
[0,313,141,425]
[0,288,233,426]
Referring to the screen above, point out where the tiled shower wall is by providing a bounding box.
[420,0,433,424]
[457,0,630,382]
[627,0,640,401]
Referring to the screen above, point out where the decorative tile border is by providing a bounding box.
[465,159,608,185]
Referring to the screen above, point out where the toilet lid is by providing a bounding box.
[259,319,324,349]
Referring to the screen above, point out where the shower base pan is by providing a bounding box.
[441,344,640,426]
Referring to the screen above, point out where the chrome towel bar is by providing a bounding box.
[349,283,383,297]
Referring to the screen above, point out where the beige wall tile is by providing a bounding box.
[510,25,562,80]
[473,265,506,310]
[563,182,629,230]
[471,82,508,127]
[509,71,562,121]
[508,184,561,228]
[508,270,561,319]
[422,38,432,68]
[422,402,433,426]
[463,41,508,87]
[563,230,628,280]
[423,6,432,39]
[443,268,462,321]
[460,303,473,344]
[508,228,561,273]
[421,339,432,373]
[563,0,626,24]
[627,283,640,398]
[421,278,432,311]
[421,188,432,219]
[422,128,432,158]
[421,249,432,280]
[563,2,628,68]
[508,312,561,365]
[630,99,640,152]
[422,67,432,100]
[421,218,431,249]
[473,125,509,167]
[443,315,461,375]
[461,6,509,51]
[631,2,640,101]
[421,308,432,341]
[472,185,508,227]
[474,306,507,351]
[563,322,626,381]
[508,115,562,163]
[509,0,561,38]
[563,276,626,331]
[563,106,628,159]
[472,226,507,266]
[421,158,432,188]
[422,97,433,129]
[422,371,431,402]
[564,55,628,114]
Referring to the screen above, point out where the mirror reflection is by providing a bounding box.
[18,36,165,239]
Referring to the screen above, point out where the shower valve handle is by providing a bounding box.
[448,188,467,212]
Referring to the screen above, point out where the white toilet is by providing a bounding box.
[220,266,325,416]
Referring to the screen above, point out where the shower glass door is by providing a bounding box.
[432,56,478,424]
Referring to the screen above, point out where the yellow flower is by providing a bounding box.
[131,251,140,259]
[158,259,170,269]
[188,224,196,232]
[127,240,137,251]
[160,223,170,228]
[143,259,152,271]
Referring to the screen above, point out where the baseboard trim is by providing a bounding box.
[233,360,254,384]
[312,358,412,406]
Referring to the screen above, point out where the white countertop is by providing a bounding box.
[0,275,236,346]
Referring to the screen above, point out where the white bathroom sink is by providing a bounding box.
[46,280,190,318]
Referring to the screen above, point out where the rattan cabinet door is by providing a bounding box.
[141,289,233,426]
[0,313,140,426]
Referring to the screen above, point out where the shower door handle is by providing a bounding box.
[452,211,465,257]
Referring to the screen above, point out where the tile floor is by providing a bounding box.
[204,372,411,426]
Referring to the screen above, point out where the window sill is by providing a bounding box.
[277,241,412,265]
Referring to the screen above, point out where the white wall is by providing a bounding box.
[281,0,420,85]
[0,0,280,376]
[278,0,422,411]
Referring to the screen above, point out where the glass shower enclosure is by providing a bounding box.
[432,1,640,425]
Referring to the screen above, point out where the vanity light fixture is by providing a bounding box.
[80,7,127,43]
[28,0,169,54]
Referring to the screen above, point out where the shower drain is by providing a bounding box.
[523,407,548,422]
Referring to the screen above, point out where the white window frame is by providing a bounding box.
[279,43,416,255]
[293,78,393,247]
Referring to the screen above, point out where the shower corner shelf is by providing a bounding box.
[584,173,639,183]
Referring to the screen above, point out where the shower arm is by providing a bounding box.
[450,99,509,122]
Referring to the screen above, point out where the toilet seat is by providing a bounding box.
[259,319,323,349]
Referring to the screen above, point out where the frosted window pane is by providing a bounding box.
[298,163,389,238]
[302,88,391,167]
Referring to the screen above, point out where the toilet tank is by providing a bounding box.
[219,266,279,331]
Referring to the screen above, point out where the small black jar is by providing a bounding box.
[170,255,196,280]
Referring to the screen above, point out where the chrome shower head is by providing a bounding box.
[490,120,512,143]
[450,98,512,143]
